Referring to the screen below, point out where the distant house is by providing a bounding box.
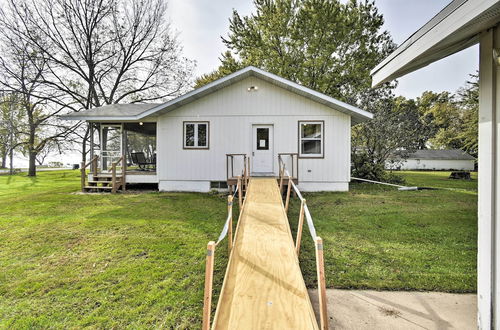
[62,66,372,192]
[387,149,476,171]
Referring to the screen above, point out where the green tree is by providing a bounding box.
[456,75,478,158]
[415,75,478,158]
[0,94,24,171]
[196,0,395,104]
[352,94,425,181]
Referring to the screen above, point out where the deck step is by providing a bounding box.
[93,175,122,178]
[84,186,114,190]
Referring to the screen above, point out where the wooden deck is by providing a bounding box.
[212,178,319,329]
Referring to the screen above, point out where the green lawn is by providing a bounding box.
[0,170,477,328]
[395,170,478,190]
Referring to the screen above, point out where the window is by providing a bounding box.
[256,128,269,150]
[298,121,324,158]
[183,121,209,149]
[210,181,228,189]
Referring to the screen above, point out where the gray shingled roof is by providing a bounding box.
[62,103,161,120]
[406,149,476,160]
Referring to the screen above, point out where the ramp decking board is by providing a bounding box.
[212,178,319,329]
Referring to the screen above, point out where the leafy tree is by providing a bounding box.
[352,94,425,182]
[415,75,478,158]
[196,0,395,104]
[0,94,25,172]
[456,75,478,158]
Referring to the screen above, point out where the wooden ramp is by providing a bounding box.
[212,178,319,329]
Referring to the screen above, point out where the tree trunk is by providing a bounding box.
[8,147,14,175]
[27,127,36,176]
[28,151,37,176]
[0,151,6,168]
[81,124,89,164]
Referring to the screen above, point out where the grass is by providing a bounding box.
[396,170,478,190]
[0,170,477,328]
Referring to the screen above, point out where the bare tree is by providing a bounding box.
[0,16,79,176]
[0,0,194,163]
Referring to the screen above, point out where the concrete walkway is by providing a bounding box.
[309,289,476,329]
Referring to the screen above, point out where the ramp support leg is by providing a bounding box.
[315,237,328,330]
[203,241,216,330]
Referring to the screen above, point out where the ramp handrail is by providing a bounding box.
[203,173,247,330]
[281,167,328,330]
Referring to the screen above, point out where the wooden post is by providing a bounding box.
[92,156,98,177]
[315,237,328,330]
[202,241,216,330]
[80,162,85,192]
[285,177,292,213]
[122,155,126,192]
[296,199,305,255]
[111,163,117,193]
[231,156,234,178]
[228,195,234,252]
[247,156,250,178]
[237,176,243,209]
[279,169,284,194]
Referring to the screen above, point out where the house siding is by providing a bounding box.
[157,76,351,192]
[387,159,475,171]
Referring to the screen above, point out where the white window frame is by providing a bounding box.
[183,121,209,149]
[298,121,324,158]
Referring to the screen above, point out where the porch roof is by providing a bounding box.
[61,103,161,121]
[61,66,373,124]
[371,0,500,87]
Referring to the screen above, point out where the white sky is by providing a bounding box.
[14,0,480,167]
[169,0,479,99]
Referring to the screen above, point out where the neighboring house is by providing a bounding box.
[386,149,476,171]
[370,0,500,328]
[62,66,372,192]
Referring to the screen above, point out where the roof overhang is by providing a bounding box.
[61,66,373,124]
[371,0,500,87]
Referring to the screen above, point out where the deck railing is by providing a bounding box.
[111,155,126,193]
[80,155,99,192]
[278,153,299,194]
[281,167,329,330]
[202,173,247,330]
[80,154,125,193]
[226,153,250,194]
[226,154,249,180]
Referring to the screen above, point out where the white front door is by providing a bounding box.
[252,125,273,174]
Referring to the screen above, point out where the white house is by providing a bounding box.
[386,149,476,171]
[370,0,500,328]
[62,66,372,192]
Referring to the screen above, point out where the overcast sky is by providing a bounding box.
[169,0,479,99]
